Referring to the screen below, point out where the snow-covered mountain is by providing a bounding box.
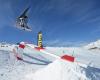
[84,40,100,51]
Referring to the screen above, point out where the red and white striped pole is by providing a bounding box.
[13,42,26,60]
[17,42,25,60]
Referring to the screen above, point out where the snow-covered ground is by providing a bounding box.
[45,47,100,68]
[0,41,100,80]
[26,59,100,80]
[0,50,47,80]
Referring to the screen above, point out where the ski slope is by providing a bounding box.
[26,59,100,80]
[0,42,100,80]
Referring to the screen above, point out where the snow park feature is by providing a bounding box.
[12,42,51,65]
[25,59,88,80]
[0,31,100,80]
[61,55,75,62]
[0,41,100,80]
[1,0,100,80]
[13,42,26,60]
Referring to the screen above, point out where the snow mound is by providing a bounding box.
[0,49,47,80]
[25,59,88,80]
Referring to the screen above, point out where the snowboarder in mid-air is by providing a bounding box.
[16,7,32,31]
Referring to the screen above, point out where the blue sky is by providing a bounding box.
[0,0,100,46]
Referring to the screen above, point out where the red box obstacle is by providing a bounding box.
[61,55,75,62]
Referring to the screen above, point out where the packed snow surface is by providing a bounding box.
[25,59,100,80]
[0,42,100,80]
[26,59,88,80]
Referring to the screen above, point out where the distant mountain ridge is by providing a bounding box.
[84,40,100,50]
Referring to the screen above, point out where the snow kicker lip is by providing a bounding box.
[23,53,52,64]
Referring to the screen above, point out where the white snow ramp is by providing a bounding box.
[25,59,88,80]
